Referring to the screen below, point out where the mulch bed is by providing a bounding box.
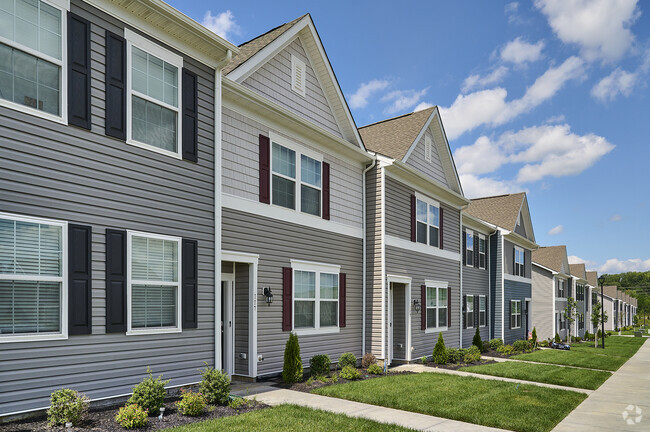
[0,397,267,432]
[420,359,498,370]
[275,368,415,393]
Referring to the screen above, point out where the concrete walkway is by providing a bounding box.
[250,388,509,432]
[392,364,593,394]
[553,338,650,431]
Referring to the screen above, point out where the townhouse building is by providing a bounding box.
[569,263,588,338]
[586,270,597,329]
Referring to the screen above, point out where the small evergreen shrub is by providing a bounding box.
[584,331,591,341]
[199,362,230,405]
[531,327,538,346]
[310,354,331,377]
[432,333,448,365]
[472,328,483,351]
[488,338,503,350]
[463,346,481,363]
[539,340,549,347]
[361,352,377,368]
[446,348,463,364]
[115,404,148,429]
[338,352,357,369]
[128,367,169,413]
[367,363,383,375]
[282,333,303,383]
[420,355,428,364]
[554,333,561,343]
[339,365,361,380]
[574,336,582,343]
[47,388,89,426]
[497,344,514,355]
[175,390,207,416]
[513,339,532,353]
[481,340,490,353]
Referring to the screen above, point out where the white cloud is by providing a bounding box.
[568,255,597,268]
[462,66,509,93]
[548,225,564,235]
[381,88,429,114]
[599,258,650,273]
[534,0,639,62]
[349,80,390,109]
[544,114,566,124]
[610,214,622,222]
[459,174,523,199]
[413,101,434,112]
[591,68,637,102]
[501,38,545,65]
[454,136,508,176]
[202,10,240,40]
[441,56,585,139]
[505,2,522,24]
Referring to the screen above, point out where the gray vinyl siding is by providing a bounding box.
[384,176,460,253]
[532,265,554,341]
[365,165,383,357]
[222,208,363,377]
[461,239,490,347]
[234,263,250,376]
[556,298,568,339]
[391,284,407,360]
[385,246,461,356]
[489,233,502,340]
[503,279,531,344]
[221,107,363,229]
[503,239,532,278]
[514,219,527,238]
[242,38,342,138]
[404,129,449,188]
[0,0,216,416]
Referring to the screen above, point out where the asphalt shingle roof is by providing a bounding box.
[586,271,598,287]
[532,246,568,273]
[465,193,526,231]
[570,263,586,279]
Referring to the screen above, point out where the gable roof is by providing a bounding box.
[586,271,598,287]
[603,285,619,299]
[466,193,527,231]
[532,246,568,274]
[570,263,586,280]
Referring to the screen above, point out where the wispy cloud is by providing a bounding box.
[548,225,564,235]
[610,214,623,222]
[599,258,650,273]
[462,66,509,93]
[591,49,650,103]
[501,38,545,65]
[381,88,429,115]
[505,2,523,25]
[202,10,240,40]
[458,174,523,199]
[349,80,390,109]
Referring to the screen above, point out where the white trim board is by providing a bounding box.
[385,235,461,262]
[504,274,532,285]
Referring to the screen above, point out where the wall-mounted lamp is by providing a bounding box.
[413,299,421,313]
[263,287,273,305]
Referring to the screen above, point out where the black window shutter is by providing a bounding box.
[68,13,91,130]
[182,68,198,162]
[462,295,467,329]
[282,267,292,331]
[462,230,466,266]
[410,195,416,242]
[339,273,346,327]
[421,285,426,330]
[509,301,513,329]
[106,229,126,332]
[322,162,330,220]
[474,295,479,328]
[439,207,444,249]
[182,239,198,329]
[474,235,479,268]
[259,135,271,204]
[68,224,92,335]
[105,31,126,140]
[447,286,451,326]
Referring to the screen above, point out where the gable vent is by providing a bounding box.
[291,54,306,97]
[425,135,433,162]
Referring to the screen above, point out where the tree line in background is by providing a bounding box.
[600,271,650,325]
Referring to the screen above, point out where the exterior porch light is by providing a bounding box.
[263,287,273,305]
[598,275,605,349]
[413,299,421,313]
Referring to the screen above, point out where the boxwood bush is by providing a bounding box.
[463,345,481,363]
[339,365,361,380]
[47,388,89,426]
[199,362,231,405]
[310,354,331,377]
[115,404,148,429]
[338,352,357,369]
[128,367,169,413]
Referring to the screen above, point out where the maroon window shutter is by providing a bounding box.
[439,207,444,249]
[411,195,417,242]
[339,273,346,327]
[448,287,452,326]
[322,162,331,220]
[282,267,292,331]
[421,285,426,330]
[259,134,271,204]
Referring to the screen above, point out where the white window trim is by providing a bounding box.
[478,234,486,270]
[126,230,182,336]
[0,212,68,343]
[424,135,432,162]
[270,132,323,218]
[465,229,474,267]
[415,192,440,249]
[511,300,522,329]
[290,259,340,335]
[424,280,448,333]
[514,246,525,277]
[124,28,183,159]
[290,54,306,97]
[0,0,69,124]
[479,295,487,327]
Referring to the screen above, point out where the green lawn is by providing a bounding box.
[162,405,415,432]
[460,361,611,390]
[313,372,586,432]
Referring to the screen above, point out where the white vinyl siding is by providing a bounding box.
[291,260,339,335]
[415,195,440,248]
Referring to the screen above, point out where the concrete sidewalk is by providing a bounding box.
[250,388,509,432]
[553,338,650,431]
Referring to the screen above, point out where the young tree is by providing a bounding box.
[591,302,609,348]
[564,297,577,344]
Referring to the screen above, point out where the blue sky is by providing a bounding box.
[167,0,650,274]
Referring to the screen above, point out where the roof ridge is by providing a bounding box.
[359,106,435,130]
[471,192,525,201]
[237,14,307,48]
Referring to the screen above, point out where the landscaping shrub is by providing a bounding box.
[496,344,514,355]
[597,329,602,340]
[282,332,303,383]
[584,331,591,341]
[432,333,448,365]
[199,362,230,405]
[574,336,582,343]
[175,390,207,416]
[488,338,503,350]
[420,355,428,364]
[338,352,357,369]
[115,404,148,429]
[607,331,613,336]
[367,363,383,375]
[446,347,464,364]
[128,367,169,413]
[555,333,561,343]
[463,346,481,363]
[539,340,549,347]
[361,352,376,368]
[310,354,331,377]
[481,340,490,353]
[472,328,483,351]
[513,339,533,354]
[339,365,361,380]
[531,327,538,347]
[47,388,89,426]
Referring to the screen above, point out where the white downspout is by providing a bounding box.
[459,213,463,348]
[361,157,377,356]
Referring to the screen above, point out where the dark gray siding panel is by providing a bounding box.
[461,247,490,348]
[391,284,407,360]
[490,232,502,339]
[503,279,532,345]
[234,263,250,376]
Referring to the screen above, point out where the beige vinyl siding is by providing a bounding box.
[532,265,555,341]
[242,38,342,138]
[405,129,449,187]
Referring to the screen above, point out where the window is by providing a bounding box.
[291,54,306,97]
[0,0,67,121]
[557,279,565,298]
[292,261,339,332]
[415,196,440,247]
[271,139,322,216]
[127,231,181,334]
[511,300,521,329]
[126,29,182,157]
[0,213,66,342]
[514,246,525,277]
[426,282,447,330]
[465,230,474,266]
[466,295,474,328]
[479,295,486,327]
[478,234,486,269]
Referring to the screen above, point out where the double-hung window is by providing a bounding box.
[465,230,474,266]
[127,231,181,334]
[478,234,486,269]
[466,295,474,328]
[425,281,448,330]
[511,300,521,329]
[557,279,565,298]
[292,261,339,333]
[0,0,67,122]
[126,29,182,157]
[479,295,486,327]
[0,213,66,342]
[271,138,322,217]
[514,246,525,277]
[415,195,440,247]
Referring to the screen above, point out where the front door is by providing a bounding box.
[221,278,235,375]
